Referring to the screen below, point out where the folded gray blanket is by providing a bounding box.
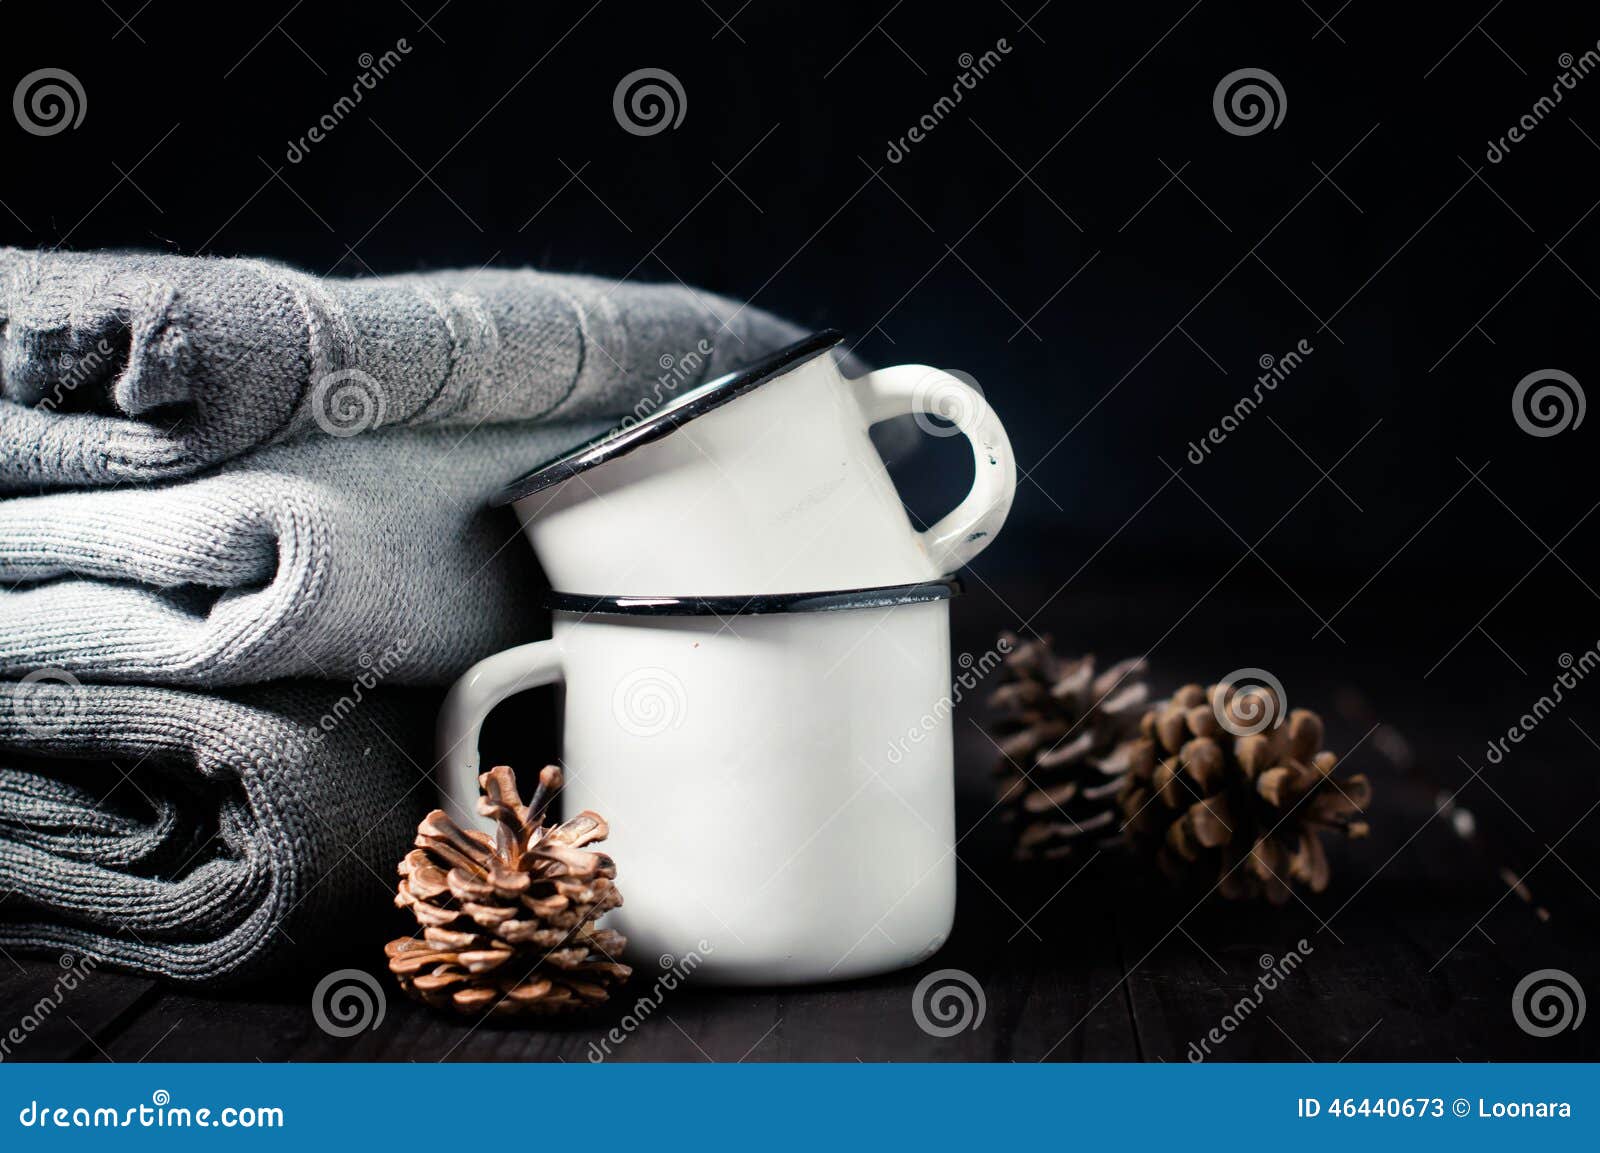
[0,680,432,985]
[0,248,806,489]
[0,420,610,686]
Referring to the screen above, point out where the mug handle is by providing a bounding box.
[436,639,565,826]
[853,364,1017,573]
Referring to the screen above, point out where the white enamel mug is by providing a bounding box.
[436,581,961,985]
[489,332,1016,595]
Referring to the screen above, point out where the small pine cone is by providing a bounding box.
[1119,683,1372,905]
[988,633,1155,860]
[384,764,632,1016]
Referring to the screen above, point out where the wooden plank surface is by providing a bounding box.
[19,760,1589,1062]
[0,951,156,1062]
[4,596,1596,1062]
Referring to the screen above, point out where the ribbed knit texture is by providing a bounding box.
[0,250,818,983]
[0,680,433,985]
[0,247,809,489]
[0,420,609,686]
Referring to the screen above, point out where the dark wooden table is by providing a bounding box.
[3,588,1596,1062]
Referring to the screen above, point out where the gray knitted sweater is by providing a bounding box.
[0,420,609,686]
[0,680,433,985]
[0,248,806,489]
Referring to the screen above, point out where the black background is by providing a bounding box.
[2,0,1597,1058]
[4,2,1595,603]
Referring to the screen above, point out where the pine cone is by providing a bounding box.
[988,633,1154,860]
[384,764,632,1016]
[1118,682,1371,904]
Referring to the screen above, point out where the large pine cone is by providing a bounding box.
[988,634,1154,860]
[384,764,632,1016]
[1118,682,1371,904]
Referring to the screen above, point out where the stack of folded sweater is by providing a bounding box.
[0,248,806,984]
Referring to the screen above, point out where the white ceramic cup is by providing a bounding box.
[436,582,961,985]
[490,332,1016,595]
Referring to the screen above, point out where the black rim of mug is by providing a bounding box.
[488,329,846,507]
[542,577,963,617]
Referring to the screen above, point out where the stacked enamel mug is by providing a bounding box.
[439,332,1016,984]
